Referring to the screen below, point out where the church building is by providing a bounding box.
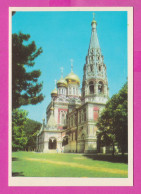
[36,15,109,153]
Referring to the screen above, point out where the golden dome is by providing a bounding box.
[57,77,67,87]
[92,19,96,24]
[51,88,57,97]
[65,71,80,85]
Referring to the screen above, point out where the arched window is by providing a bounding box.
[73,87,75,95]
[69,87,71,95]
[76,88,78,95]
[99,66,101,71]
[98,81,104,94]
[89,81,94,94]
[90,64,93,72]
[61,111,66,125]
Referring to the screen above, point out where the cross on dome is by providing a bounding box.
[60,67,64,77]
[93,12,95,20]
[70,59,74,72]
[54,79,57,88]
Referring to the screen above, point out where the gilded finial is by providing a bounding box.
[54,79,57,88]
[70,59,73,72]
[93,12,95,20]
[60,67,64,78]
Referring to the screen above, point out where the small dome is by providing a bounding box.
[51,88,57,97]
[65,71,80,85]
[57,77,67,88]
[91,19,96,24]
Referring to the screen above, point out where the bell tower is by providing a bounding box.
[82,14,109,104]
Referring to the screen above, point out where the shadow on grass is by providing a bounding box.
[12,172,24,177]
[83,154,128,164]
[12,157,20,161]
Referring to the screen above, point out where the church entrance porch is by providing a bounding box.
[49,137,57,150]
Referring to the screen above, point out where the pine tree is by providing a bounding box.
[12,32,44,109]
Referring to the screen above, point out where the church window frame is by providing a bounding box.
[76,88,78,96]
[60,111,66,125]
[69,87,71,95]
[99,66,101,72]
[93,107,99,121]
[73,87,75,95]
[90,64,93,72]
[98,81,104,94]
[89,81,94,94]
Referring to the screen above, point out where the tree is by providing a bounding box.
[12,109,28,151]
[96,83,128,155]
[24,119,41,151]
[12,32,44,109]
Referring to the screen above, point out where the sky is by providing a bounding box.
[12,11,127,123]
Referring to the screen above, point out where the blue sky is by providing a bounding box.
[12,11,127,123]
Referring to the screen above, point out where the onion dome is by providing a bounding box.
[65,59,80,85]
[65,71,80,85]
[51,88,57,97]
[91,18,96,24]
[57,77,67,88]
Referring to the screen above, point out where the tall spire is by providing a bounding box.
[89,13,100,50]
[81,14,109,103]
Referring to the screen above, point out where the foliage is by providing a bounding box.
[12,109,28,151]
[24,119,42,151]
[97,83,128,155]
[12,32,44,109]
[12,109,41,151]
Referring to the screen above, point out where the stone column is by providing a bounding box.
[104,84,107,95]
[95,83,98,95]
[57,141,62,153]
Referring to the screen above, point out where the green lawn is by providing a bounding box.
[12,151,128,178]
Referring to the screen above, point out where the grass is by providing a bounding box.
[12,151,128,178]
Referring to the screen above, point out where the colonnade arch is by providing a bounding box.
[48,137,57,149]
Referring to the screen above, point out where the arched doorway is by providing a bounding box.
[48,137,57,149]
[62,136,68,146]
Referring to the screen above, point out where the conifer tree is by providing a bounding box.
[12,32,44,109]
